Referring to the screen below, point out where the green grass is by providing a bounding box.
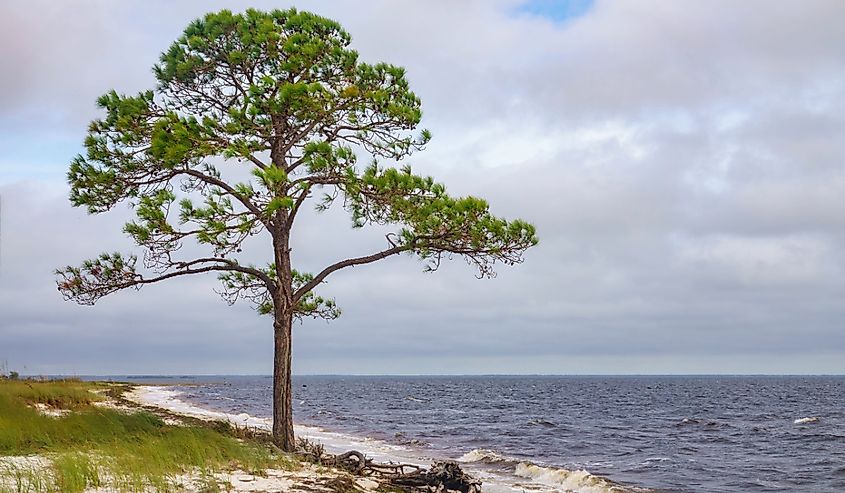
[0,380,99,410]
[0,379,297,493]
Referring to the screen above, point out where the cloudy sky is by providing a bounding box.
[1,0,844,375]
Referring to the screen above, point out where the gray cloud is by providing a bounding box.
[1,0,844,374]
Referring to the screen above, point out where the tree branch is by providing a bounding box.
[182,168,266,221]
[57,254,274,306]
[175,257,274,287]
[284,184,311,232]
[292,244,410,302]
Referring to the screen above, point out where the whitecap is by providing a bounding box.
[458,448,514,464]
[514,462,643,493]
[793,416,820,424]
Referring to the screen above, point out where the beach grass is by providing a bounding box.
[0,379,296,492]
[0,379,99,410]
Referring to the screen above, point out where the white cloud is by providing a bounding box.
[675,234,833,287]
[1,0,845,374]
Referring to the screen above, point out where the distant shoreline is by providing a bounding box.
[38,373,845,379]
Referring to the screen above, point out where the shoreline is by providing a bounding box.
[1,378,647,493]
[129,384,644,493]
[127,385,428,467]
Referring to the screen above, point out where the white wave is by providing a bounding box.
[128,386,262,426]
[459,448,515,464]
[793,416,820,424]
[460,450,625,493]
[460,448,647,493]
[514,462,640,493]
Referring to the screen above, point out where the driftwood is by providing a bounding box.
[388,461,482,493]
[296,439,481,493]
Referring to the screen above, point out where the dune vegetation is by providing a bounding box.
[0,378,296,492]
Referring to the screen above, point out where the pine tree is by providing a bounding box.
[57,9,537,451]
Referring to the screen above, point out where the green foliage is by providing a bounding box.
[58,7,536,321]
[56,253,139,305]
[291,270,341,321]
[217,267,339,321]
[252,165,288,189]
[346,163,538,276]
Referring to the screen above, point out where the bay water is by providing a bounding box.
[111,375,845,492]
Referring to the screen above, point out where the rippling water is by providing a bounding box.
[116,375,845,492]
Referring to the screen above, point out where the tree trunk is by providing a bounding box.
[272,310,295,451]
[270,177,295,451]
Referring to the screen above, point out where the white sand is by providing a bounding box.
[32,402,70,418]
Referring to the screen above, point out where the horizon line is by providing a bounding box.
[33,373,845,378]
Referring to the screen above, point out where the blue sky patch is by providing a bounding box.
[0,134,80,184]
[514,0,594,23]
